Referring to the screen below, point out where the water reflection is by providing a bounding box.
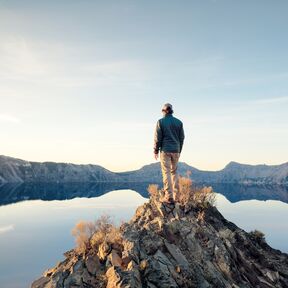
[0,190,148,288]
[0,182,151,206]
[0,182,287,206]
[210,183,288,203]
[0,188,287,288]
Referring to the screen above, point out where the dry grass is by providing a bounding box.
[71,214,123,255]
[71,220,97,254]
[191,185,216,209]
[177,172,216,208]
[147,184,160,200]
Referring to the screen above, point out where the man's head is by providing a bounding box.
[162,103,174,115]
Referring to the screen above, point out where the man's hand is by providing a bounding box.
[154,153,159,160]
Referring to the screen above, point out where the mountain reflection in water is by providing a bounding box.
[0,182,287,206]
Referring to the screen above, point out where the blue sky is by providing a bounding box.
[0,0,287,171]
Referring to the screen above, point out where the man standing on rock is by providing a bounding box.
[154,103,185,204]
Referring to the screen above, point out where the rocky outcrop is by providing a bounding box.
[31,195,288,287]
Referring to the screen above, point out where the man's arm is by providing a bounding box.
[153,120,163,156]
[179,122,185,153]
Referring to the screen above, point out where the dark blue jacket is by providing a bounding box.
[154,113,185,154]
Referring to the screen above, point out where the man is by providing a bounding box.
[153,103,185,204]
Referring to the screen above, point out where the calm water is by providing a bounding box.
[0,183,287,288]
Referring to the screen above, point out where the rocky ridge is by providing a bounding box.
[31,193,288,288]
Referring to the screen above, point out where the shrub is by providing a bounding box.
[147,171,217,209]
[177,174,193,204]
[249,229,266,242]
[90,220,123,249]
[71,220,97,254]
[192,185,216,209]
[71,214,122,255]
[178,173,216,208]
[147,184,160,200]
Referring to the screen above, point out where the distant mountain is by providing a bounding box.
[116,160,288,185]
[213,161,288,184]
[0,155,122,183]
[0,155,287,184]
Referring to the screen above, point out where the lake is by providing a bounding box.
[0,182,287,288]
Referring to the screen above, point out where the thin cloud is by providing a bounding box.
[0,36,49,78]
[0,36,148,88]
[0,224,14,234]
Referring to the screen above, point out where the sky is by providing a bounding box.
[0,0,287,172]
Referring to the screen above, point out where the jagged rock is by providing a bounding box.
[63,271,82,287]
[31,196,288,288]
[105,266,122,288]
[108,249,123,267]
[98,241,111,261]
[164,240,189,270]
[106,266,142,288]
[31,276,50,288]
[43,267,56,277]
[85,253,101,275]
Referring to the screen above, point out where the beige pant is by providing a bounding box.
[160,151,180,200]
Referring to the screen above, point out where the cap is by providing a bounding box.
[162,103,173,112]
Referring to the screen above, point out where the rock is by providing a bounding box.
[43,267,56,277]
[106,266,121,287]
[265,270,280,282]
[63,271,82,287]
[127,260,139,270]
[98,241,111,261]
[172,202,183,219]
[31,276,50,288]
[71,259,83,273]
[146,281,158,288]
[108,249,123,267]
[121,253,132,267]
[154,201,166,217]
[85,253,101,275]
[145,249,178,288]
[139,259,148,271]
[106,266,142,288]
[50,270,70,287]
[164,240,189,270]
